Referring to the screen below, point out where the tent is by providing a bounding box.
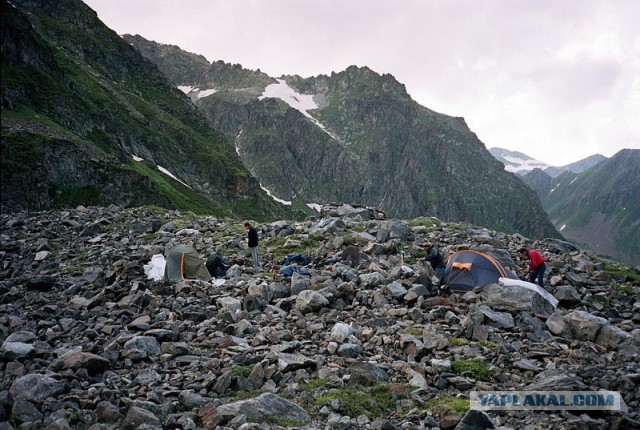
[442,250,519,293]
[164,245,211,282]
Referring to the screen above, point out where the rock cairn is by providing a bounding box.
[0,204,638,429]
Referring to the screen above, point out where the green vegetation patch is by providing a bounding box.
[231,366,253,378]
[427,396,470,414]
[126,159,225,216]
[478,340,500,351]
[612,283,634,295]
[298,378,331,392]
[605,264,640,285]
[408,218,438,228]
[312,383,402,418]
[48,183,111,208]
[233,390,265,401]
[451,358,491,382]
[404,328,422,337]
[448,337,469,347]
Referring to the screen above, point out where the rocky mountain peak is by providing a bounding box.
[126,35,558,239]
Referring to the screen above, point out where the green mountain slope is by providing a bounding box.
[541,149,640,265]
[1,0,291,220]
[125,36,559,239]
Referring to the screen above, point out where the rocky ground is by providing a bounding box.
[0,204,638,430]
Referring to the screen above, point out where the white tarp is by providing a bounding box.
[144,254,166,281]
[499,277,559,308]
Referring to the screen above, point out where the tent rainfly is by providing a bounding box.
[164,245,211,282]
[442,250,519,293]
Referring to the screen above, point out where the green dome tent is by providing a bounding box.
[164,245,211,282]
[442,250,519,293]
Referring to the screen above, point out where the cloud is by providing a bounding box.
[83,0,640,165]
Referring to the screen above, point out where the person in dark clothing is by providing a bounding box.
[420,242,446,283]
[519,247,546,288]
[206,252,227,277]
[244,222,260,268]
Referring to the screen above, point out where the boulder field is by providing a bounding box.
[0,204,638,429]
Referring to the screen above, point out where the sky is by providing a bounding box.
[82,0,640,166]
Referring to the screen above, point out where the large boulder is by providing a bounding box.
[9,374,67,403]
[199,393,310,427]
[480,280,557,317]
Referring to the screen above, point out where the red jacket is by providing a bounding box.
[528,250,545,270]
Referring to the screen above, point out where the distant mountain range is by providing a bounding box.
[12,0,634,247]
[515,149,639,265]
[121,34,559,239]
[488,147,607,177]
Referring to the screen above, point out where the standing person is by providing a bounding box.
[519,247,546,288]
[244,222,260,269]
[420,242,446,284]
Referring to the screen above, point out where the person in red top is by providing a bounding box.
[519,247,546,289]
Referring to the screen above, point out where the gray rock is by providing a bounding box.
[4,331,36,343]
[359,271,385,286]
[1,206,637,430]
[337,343,363,358]
[217,296,242,314]
[122,335,161,359]
[0,342,34,360]
[160,341,192,356]
[133,370,161,385]
[422,331,449,351]
[122,406,162,430]
[554,285,581,305]
[50,350,110,374]
[475,305,515,328]
[347,362,390,387]
[95,401,124,422]
[565,310,608,342]
[480,283,556,317]
[295,290,329,313]
[545,311,572,337]
[595,323,635,351]
[330,322,353,342]
[200,393,310,427]
[178,391,209,409]
[524,369,588,391]
[384,281,407,299]
[431,358,452,372]
[291,272,311,296]
[9,374,66,403]
[273,352,318,372]
[454,409,497,430]
[12,399,43,425]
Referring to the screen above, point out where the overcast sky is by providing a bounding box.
[82,0,639,166]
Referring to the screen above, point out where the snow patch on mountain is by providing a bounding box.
[259,183,291,206]
[157,166,191,189]
[131,154,192,189]
[489,147,549,174]
[178,86,217,99]
[259,79,338,139]
[501,155,548,173]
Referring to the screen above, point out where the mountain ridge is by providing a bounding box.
[124,35,559,239]
[521,149,640,265]
[489,147,608,177]
[1,0,292,220]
